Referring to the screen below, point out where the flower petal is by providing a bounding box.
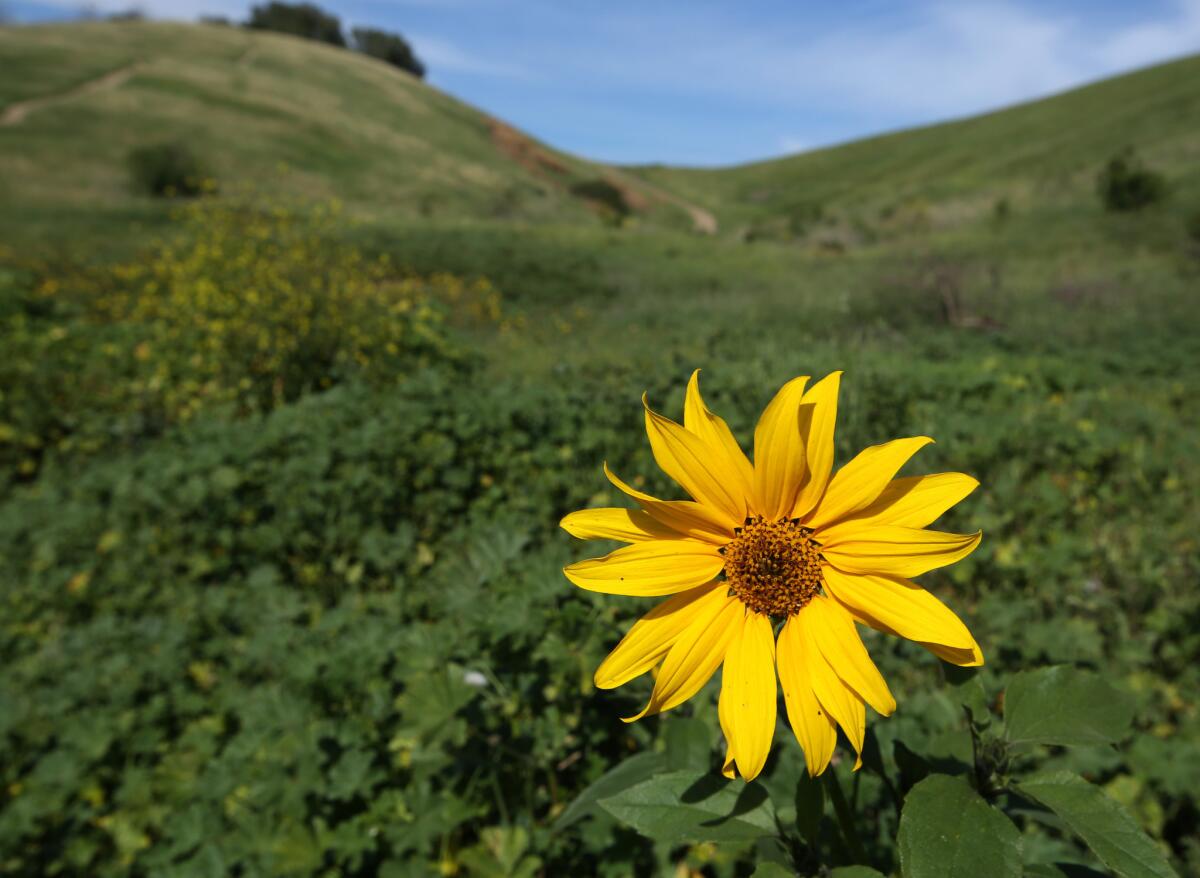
[837,598,985,668]
[594,583,726,689]
[685,370,755,504]
[806,437,933,530]
[563,540,725,596]
[752,375,810,520]
[793,605,868,767]
[644,395,747,524]
[560,507,684,542]
[827,472,979,531]
[624,593,743,721]
[792,371,842,520]
[604,463,734,544]
[719,680,737,779]
[923,640,985,667]
[718,611,777,781]
[822,526,982,578]
[822,567,978,652]
[803,594,896,717]
[778,616,836,776]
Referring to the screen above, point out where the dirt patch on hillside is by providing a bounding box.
[487,117,717,234]
[488,119,570,177]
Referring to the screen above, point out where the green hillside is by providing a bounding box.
[2,20,1199,259]
[637,53,1200,245]
[0,20,702,253]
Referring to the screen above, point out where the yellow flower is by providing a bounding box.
[561,371,983,780]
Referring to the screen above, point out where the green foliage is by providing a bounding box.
[597,771,776,845]
[0,202,496,484]
[1097,150,1167,212]
[246,2,344,46]
[591,660,1181,877]
[127,141,214,198]
[1015,772,1176,878]
[897,775,1022,878]
[351,27,425,78]
[1005,666,1136,747]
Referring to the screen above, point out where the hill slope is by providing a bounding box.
[0,20,702,252]
[634,53,1200,242]
[1,20,1198,259]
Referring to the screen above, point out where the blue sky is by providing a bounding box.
[8,0,1200,165]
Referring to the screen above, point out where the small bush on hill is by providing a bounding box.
[352,26,425,78]
[569,179,630,224]
[127,141,214,198]
[246,1,344,46]
[1096,149,1166,212]
[991,196,1011,227]
[1186,209,1200,244]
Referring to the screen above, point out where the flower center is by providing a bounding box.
[721,516,823,617]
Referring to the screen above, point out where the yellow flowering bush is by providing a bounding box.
[0,201,501,481]
[97,199,498,415]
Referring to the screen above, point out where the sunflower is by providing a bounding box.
[561,371,983,781]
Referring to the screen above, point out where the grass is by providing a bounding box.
[0,21,695,258]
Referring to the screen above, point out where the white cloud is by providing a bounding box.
[1094,0,1200,68]
[778,136,809,154]
[406,33,531,79]
[539,1,1199,121]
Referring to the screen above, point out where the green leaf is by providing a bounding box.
[664,716,713,770]
[946,666,991,728]
[894,739,932,794]
[1014,771,1178,878]
[897,774,1022,878]
[1004,666,1135,747]
[597,769,777,845]
[554,751,666,830]
[831,868,888,878]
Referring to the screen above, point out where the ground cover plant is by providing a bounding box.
[2,194,1198,875]
[2,17,1200,878]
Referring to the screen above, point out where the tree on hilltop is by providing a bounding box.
[351,26,426,78]
[246,2,345,47]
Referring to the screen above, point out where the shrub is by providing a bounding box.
[0,200,500,483]
[1096,149,1166,212]
[246,1,344,46]
[127,141,214,198]
[991,196,1011,226]
[351,26,425,78]
[786,200,824,237]
[569,179,631,223]
[1186,209,1200,244]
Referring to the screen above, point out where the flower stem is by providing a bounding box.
[824,767,867,864]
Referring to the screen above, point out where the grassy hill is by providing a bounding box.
[0,20,704,255]
[3,20,1199,261]
[635,53,1200,244]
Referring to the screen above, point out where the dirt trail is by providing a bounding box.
[1,64,138,127]
[615,172,718,235]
